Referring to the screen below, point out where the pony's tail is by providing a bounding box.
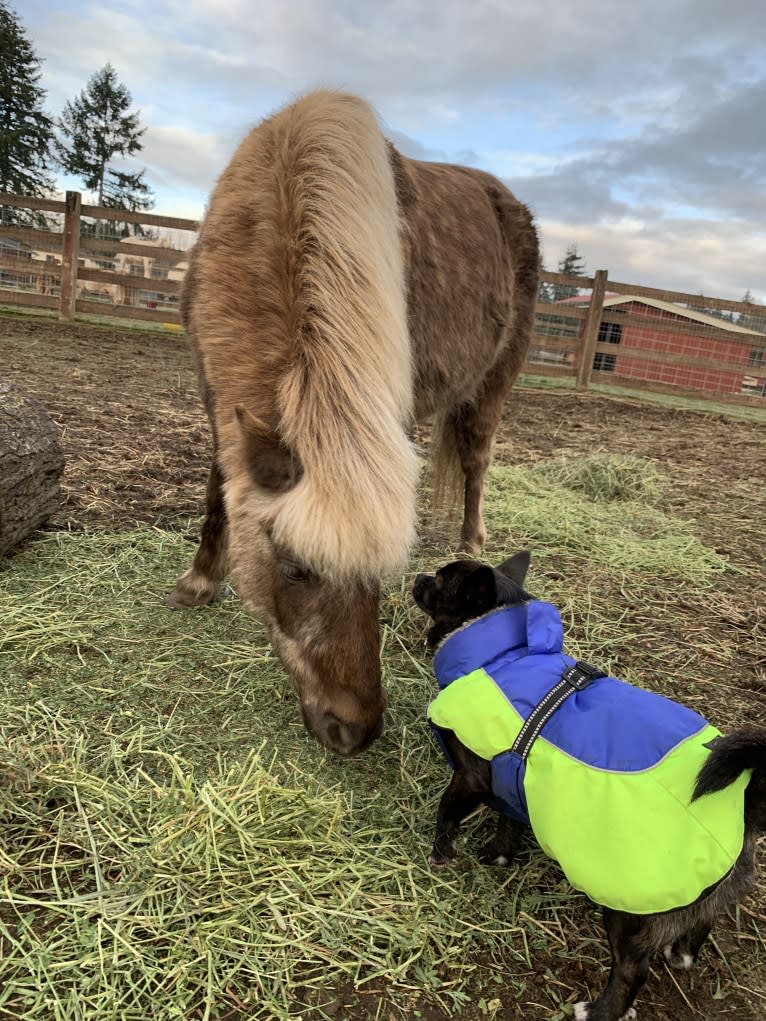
[693,727,766,828]
[430,410,464,523]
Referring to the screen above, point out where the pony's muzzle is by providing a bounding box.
[301,704,385,756]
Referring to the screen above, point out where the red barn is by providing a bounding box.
[545,295,766,398]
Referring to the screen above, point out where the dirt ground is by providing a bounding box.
[3,314,766,1021]
[4,315,765,566]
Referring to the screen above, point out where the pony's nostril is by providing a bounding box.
[303,707,384,756]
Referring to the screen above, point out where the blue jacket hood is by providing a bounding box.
[434,601,564,687]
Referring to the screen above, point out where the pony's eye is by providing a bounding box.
[281,561,313,584]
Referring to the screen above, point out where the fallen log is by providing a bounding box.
[0,383,64,554]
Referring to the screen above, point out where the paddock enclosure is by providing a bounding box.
[1,313,765,1021]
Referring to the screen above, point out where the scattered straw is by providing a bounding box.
[0,452,761,1019]
[530,453,665,505]
[483,457,727,582]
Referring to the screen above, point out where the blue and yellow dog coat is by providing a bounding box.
[428,600,748,915]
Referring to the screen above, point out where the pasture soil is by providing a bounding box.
[3,313,766,1021]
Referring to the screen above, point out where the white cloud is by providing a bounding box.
[141,124,232,193]
[20,0,766,303]
[539,216,766,303]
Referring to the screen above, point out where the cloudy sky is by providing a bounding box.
[22,0,766,301]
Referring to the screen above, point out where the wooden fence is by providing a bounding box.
[0,191,198,325]
[1,191,765,407]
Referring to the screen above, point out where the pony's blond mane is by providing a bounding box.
[200,91,418,578]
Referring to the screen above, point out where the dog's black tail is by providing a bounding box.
[693,727,766,815]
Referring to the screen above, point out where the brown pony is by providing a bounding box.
[167,90,539,756]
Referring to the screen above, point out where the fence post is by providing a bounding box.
[577,269,608,390]
[58,191,81,320]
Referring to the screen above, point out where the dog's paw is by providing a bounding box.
[428,834,457,867]
[427,852,451,868]
[428,844,456,868]
[663,943,695,970]
[573,1004,636,1021]
[478,845,512,866]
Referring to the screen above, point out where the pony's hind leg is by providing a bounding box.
[432,400,495,557]
[165,459,228,609]
[458,415,490,555]
[451,383,514,556]
[435,328,529,556]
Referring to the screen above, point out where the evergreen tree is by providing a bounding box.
[552,243,587,301]
[688,292,734,323]
[56,63,154,235]
[0,1,55,225]
[738,290,766,334]
[102,167,154,237]
[537,252,553,303]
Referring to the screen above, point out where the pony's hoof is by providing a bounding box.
[164,569,223,609]
[164,588,213,609]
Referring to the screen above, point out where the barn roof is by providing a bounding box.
[600,295,766,336]
[553,291,765,337]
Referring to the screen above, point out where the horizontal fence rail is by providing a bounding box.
[0,190,198,325]
[1,191,765,406]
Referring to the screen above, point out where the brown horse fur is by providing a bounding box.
[168,90,540,756]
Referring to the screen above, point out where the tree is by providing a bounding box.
[552,243,587,301]
[537,251,554,303]
[0,1,55,225]
[687,292,734,323]
[100,166,154,238]
[738,290,766,334]
[56,63,154,235]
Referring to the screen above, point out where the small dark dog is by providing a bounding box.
[412,552,766,1021]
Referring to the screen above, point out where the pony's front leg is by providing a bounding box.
[166,459,228,609]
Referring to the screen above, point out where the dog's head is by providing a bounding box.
[412,551,532,649]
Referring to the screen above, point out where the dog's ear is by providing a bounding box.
[496,551,531,587]
[456,565,498,618]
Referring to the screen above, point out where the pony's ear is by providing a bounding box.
[496,551,530,587]
[235,406,303,493]
[456,565,498,618]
